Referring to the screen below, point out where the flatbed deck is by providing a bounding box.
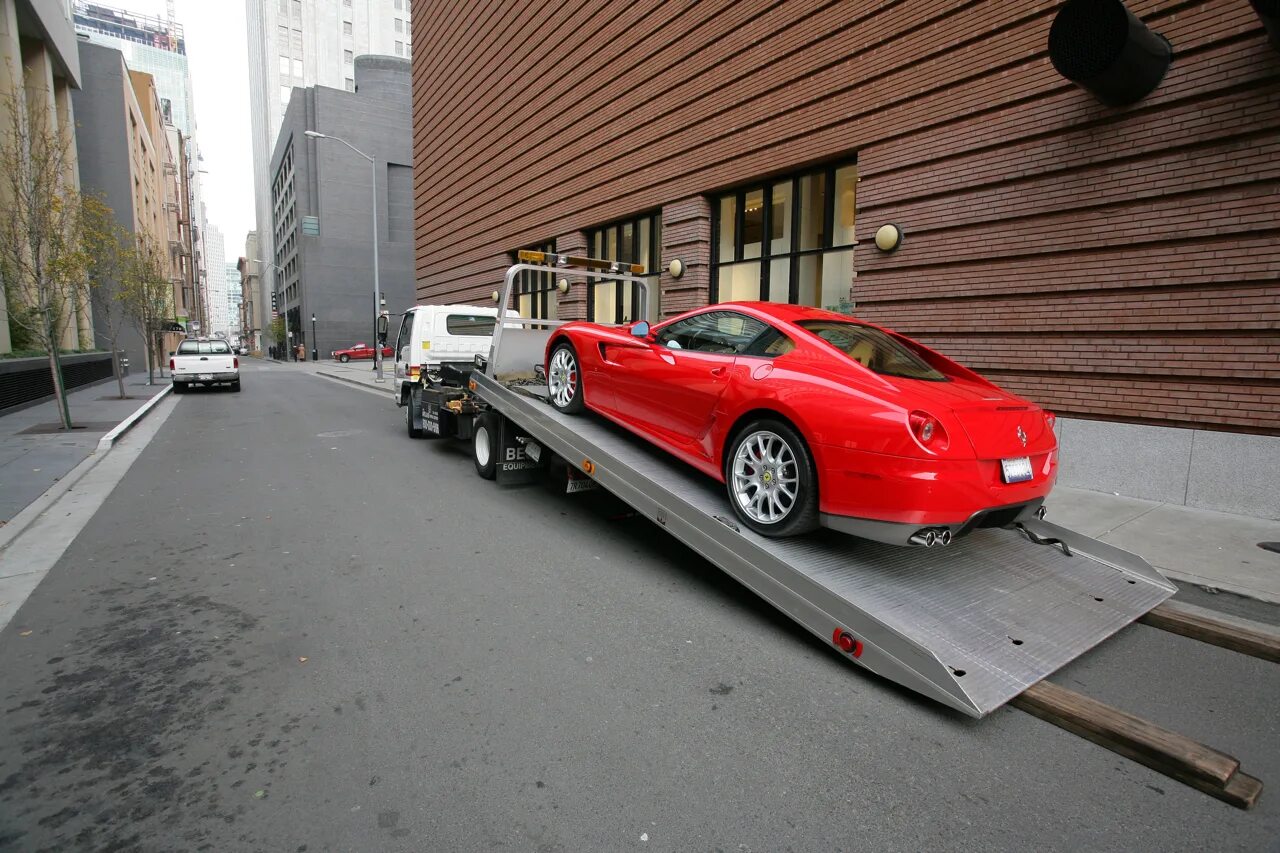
[474,370,1177,717]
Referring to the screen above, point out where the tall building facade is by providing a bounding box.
[269,56,413,357]
[410,0,1280,519]
[0,0,90,354]
[239,231,266,353]
[225,262,242,338]
[246,0,412,293]
[204,223,229,335]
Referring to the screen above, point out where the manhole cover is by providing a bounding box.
[1258,542,1280,555]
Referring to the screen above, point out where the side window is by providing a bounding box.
[395,313,412,359]
[654,311,765,354]
[740,326,796,358]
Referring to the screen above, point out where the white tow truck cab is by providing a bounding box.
[391,304,521,407]
[170,337,240,393]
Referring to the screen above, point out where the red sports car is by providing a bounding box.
[543,302,1057,547]
[332,343,393,363]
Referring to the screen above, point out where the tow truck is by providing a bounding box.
[408,251,1184,719]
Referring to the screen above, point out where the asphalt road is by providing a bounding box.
[1,361,1277,851]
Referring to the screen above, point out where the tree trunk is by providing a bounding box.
[46,348,72,430]
[111,343,126,399]
[145,333,155,385]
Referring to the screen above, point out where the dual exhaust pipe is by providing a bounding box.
[909,528,953,548]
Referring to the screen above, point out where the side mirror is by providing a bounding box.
[168,351,175,356]
[630,321,650,339]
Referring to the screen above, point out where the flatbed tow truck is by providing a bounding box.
[409,253,1269,806]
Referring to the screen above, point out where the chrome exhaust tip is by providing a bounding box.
[1035,505,1048,520]
[908,530,933,547]
[938,529,952,546]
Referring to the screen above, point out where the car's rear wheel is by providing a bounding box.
[406,386,423,439]
[473,412,498,479]
[231,380,241,392]
[172,382,185,395]
[339,354,350,363]
[547,342,584,414]
[725,419,819,537]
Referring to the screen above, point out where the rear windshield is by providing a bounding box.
[796,321,946,381]
[177,341,231,355]
[445,314,496,336]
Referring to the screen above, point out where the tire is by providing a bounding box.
[172,382,185,395]
[473,412,498,480]
[339,354,350,363]
[231,379,241,392]
[724,418,819,538]
[546,342,584,414]
[406,386,423,439]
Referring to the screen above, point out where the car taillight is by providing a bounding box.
[233,357,239,368]
[909,410,948,450]
[1044,411,1056,431]
[169,358,175,370]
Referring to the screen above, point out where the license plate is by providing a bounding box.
[1001,456,1033,484]
[198,373,213,381]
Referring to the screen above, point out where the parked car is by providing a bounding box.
[171,338,240,393]
[543,302,1057,546]
[332,342,394,363]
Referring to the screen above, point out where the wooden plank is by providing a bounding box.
[1139,600,1280,664]
[1011,681,1262,810]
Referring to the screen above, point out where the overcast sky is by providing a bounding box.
[122,0,255,255]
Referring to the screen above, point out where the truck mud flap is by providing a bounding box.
[496,417,547,485]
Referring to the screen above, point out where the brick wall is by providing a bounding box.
[411,0,1279,434]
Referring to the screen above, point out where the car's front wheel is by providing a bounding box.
[339,354,350,363]
[725,419,819,538]
[547,342,584,414]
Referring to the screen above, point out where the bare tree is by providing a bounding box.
[80,194,131,399]
[122,234,173,385]
[0,89,90,429]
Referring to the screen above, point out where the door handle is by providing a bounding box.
[710,366,727,377]
[199,356,209,361]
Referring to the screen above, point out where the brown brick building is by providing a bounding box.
[410,0,1280,517]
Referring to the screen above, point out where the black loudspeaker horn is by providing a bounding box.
[1251,0,1280,51]
[1048,0,1173,106]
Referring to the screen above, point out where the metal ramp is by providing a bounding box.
[474,371,1176,717]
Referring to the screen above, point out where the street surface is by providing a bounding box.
[1,361,1277,850]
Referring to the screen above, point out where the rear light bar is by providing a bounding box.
[169,357,175,371]
[517,249,644,275]
[233,356,239,369]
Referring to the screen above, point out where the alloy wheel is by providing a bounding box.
[547,347,578,410]
[730,430,799,525]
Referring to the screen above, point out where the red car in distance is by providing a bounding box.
[331,343,393,363]
[543,302,1057,547]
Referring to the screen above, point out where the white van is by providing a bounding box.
[391,304,520,406]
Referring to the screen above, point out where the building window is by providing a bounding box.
[343,21,353,35]
[344,49,353,63]
[343,0,352,5]
[280,85,291,105]
[587,214,662,324]
[291,28,303,52]
[712,161,857,312]
[512,241,557,321]
[394,0,401,8]
[394,41,403,56]
[395,18,403,32]
[292,58,303,77]
[278,55,290,77]
[345,78,354,92]
[277,24,288,43]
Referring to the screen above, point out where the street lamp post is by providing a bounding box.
[304,129,383,383]
[311,313,318,361]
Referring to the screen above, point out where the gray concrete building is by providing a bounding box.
[268,54,412,359]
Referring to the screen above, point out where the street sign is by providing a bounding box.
[301,215,320,237]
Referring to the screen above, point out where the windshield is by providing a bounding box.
[796,321,946,381]
[446,314,497,336]
[177,341,231,355]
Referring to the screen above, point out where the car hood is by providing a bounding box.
[895,376,1055,458]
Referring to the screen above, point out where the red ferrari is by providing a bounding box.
[332,343,393,363]
[543,302,1057,547]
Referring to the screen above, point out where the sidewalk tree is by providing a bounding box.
[122,235,173,385]
[0,89,91,429]
[268,316,285,352]
[79,194,132,399]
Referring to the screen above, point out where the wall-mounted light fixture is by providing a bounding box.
[874,224,903,253]
[668,258,685,279]
[1048,0,1172,106]
[490,290,500,303]
[556,278,570,294]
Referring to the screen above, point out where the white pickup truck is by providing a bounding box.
[170,338,240,393]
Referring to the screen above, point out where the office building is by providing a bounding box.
[239,231,266,354]
[410,0,1280,518]
[246,0,412,292]
[269,55,413,357]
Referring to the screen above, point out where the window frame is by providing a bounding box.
[511,240,557,322]
[710,160,857,308]
[585,212,663,325]
[652,309,776,357]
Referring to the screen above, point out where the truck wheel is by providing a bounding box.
[473,412,498,480]
[406,386,423,439]
[172,382,185,395]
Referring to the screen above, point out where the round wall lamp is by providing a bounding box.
[874,224,904,253]
[490,290,500,303]
[556,278,570,294]
[668,258,685,279]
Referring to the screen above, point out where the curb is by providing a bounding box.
[96,384,172,452]
[0,386,172,555]
[316,370,392,395]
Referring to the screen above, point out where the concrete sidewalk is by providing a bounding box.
[295,357,1280,604]
[0,375,170,526]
